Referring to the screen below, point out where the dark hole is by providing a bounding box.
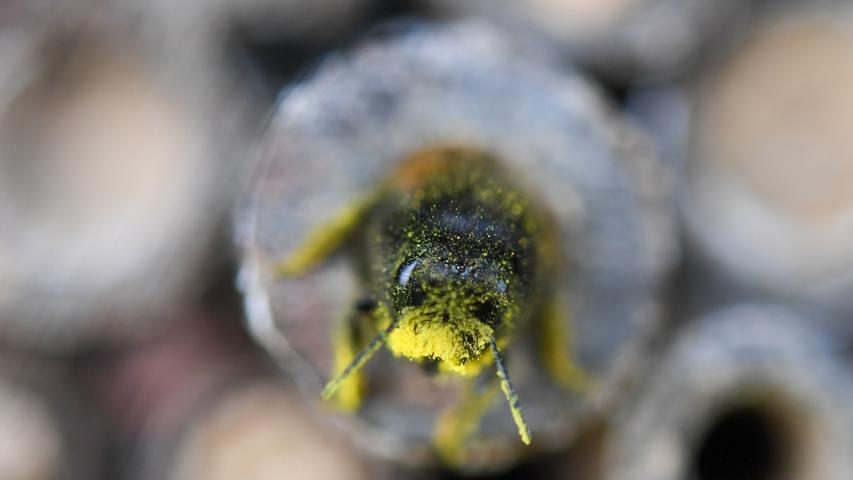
[393,281,425,312]
[691,405,791,480]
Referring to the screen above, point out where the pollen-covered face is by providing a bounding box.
[306,148,542,446]
[386,257,514,374]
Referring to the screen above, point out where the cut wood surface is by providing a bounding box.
[0,4,254,352]
[685,2,853,316]
[238,21,676,470]
[604,305,853,480]
[0,355,104,480]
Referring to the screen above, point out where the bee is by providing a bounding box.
[277,146,585,462]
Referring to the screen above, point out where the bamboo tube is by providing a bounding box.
[238,21,676,470]
[604,304,853,480]
[683,1,853,318]
[424,0,749,83]
[0,3,251,352]
[0,355,103,480]
[163,381,373,480]
[86,312,377,480]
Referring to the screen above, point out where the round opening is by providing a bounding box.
[0,29,206,308]
[0,32,197,232]
[696,20,853,222]
[171,382,365,480]
[690,403,799,480]
[0,383,64,480]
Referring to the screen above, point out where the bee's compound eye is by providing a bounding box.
[394,259,426,309]
[407,287,426,307]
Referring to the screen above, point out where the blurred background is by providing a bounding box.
[2,0,853,479]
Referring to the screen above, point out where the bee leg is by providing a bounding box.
[434,377,501,466]
[538,297,589,392]
[328,299,377,412]
[274,194,380,277]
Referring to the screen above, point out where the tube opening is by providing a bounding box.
[690,401,801,480]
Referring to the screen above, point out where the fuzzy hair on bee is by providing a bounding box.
[278,146,583,458]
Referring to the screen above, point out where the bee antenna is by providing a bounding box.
[321,319,400,400]
[490,338,531,445]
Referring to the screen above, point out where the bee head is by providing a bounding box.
[324,252,532,445]
[386,255,513,373]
